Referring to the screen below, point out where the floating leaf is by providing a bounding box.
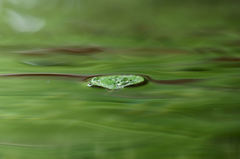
[88,75,145,90]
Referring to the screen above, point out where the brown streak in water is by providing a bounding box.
[151,79,201,85]
[212,57,240,62]
[130,48,189,54]
[0,73,202,85]
[18,47,189,56]
[0,73,93,81]
[17,47,104,55]
[224,40,240,47]
[140,74,201,85]
[53,47,104,54]
[195,48,226,54]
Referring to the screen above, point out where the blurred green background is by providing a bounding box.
[0,0,240,159]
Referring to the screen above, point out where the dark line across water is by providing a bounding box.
[0,73,202,85]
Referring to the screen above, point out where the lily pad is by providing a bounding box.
[88,75,145,90]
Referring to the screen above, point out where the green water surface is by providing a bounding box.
[0,0,240,159]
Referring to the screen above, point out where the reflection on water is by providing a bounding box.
[6,9,45,32]
[0,0,240,159]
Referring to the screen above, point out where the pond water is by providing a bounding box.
[0,0,240,159]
